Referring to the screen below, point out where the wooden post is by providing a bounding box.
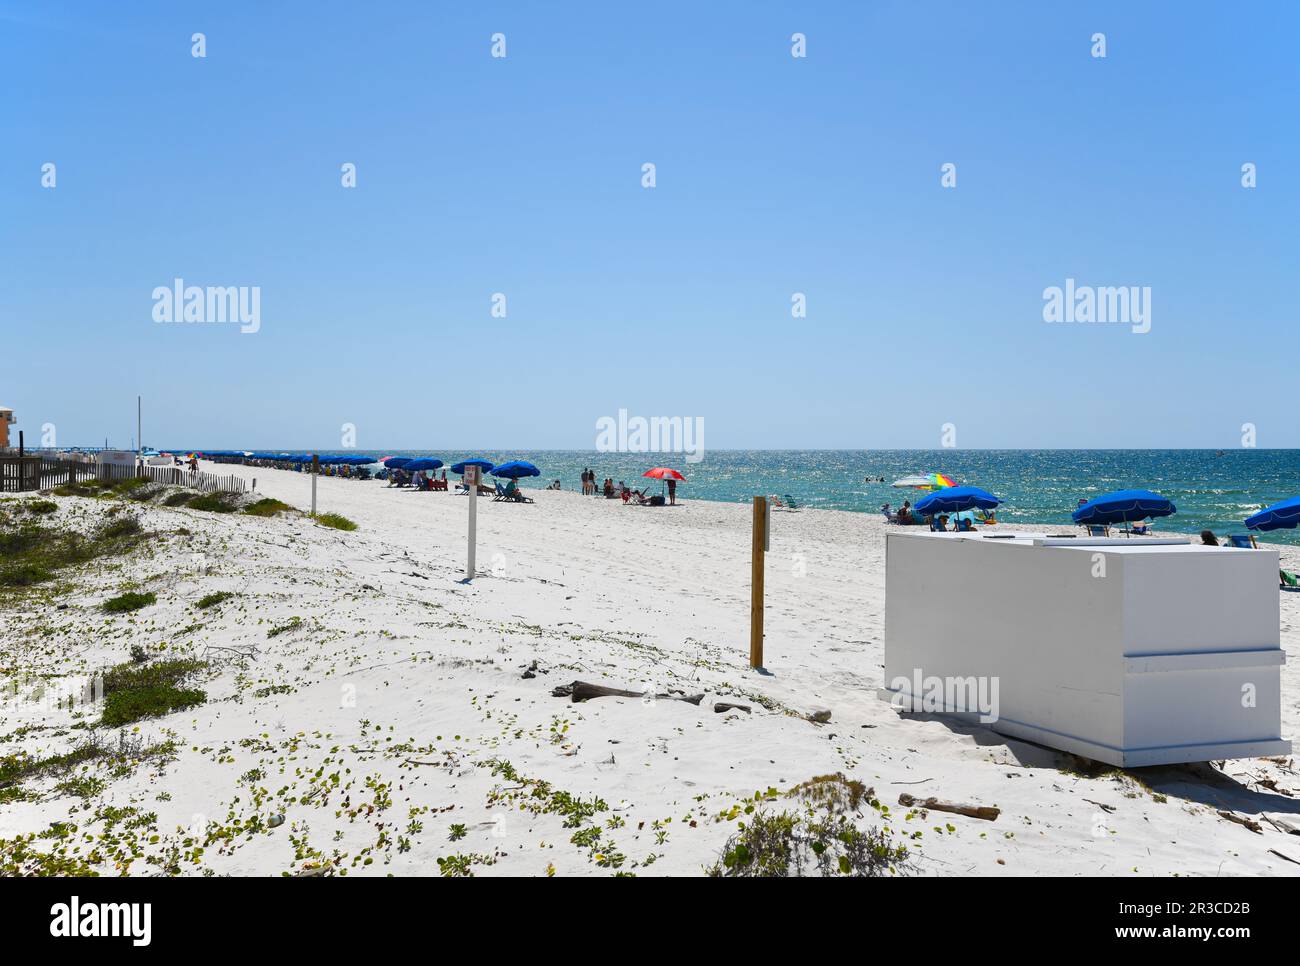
[750,496,767,668]
[311,454,319,515]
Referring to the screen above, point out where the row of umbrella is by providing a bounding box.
[197,450,378,466]
[380,456,542,479]
[187,452,689,487]
[912,482,1300,537]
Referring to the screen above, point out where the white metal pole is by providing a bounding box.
[466,466,478,579]
[136,395,142,474]
[311,454,318,516]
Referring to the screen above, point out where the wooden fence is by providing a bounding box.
[0,456,247,496]
[1,455,98,492]
[140,463,248,494]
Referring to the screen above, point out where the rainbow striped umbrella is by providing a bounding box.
[891,473,956,491]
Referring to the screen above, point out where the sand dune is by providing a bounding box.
[3,461,1299,876]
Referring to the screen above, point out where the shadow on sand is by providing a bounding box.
[893,709,1300,819]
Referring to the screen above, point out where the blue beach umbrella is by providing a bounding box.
[404,458,444,472]
[491,460,541,479]
[915,486,1002,516]
[1246,496,1300,532]
[383,457,412,469]
[451,459,495,475]
[1072,489,1176,526]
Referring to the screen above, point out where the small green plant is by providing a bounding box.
[103,590,156,613]
[312,512,357,531]
[267,617,302,638]
[23,500,58,515]
[186,493,237,513]
[54,774,107,799]
[0,514,145,588]
[436,853,497,877]
[448,824,468,841]
[707,774,910,878]
[1,563,54,587]
[196,591,234,610]
[98,516,142,539]
[100,658,207,727]
[244,498,293,518]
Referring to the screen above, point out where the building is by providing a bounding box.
[882,529,1289,767]
[0,406,14,450]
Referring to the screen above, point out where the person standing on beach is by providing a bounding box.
[667,477,677,506]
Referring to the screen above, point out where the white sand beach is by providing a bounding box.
[4,462,1300,877]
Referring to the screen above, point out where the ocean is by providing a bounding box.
[282,448,1300,545]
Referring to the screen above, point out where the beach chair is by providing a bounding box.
[1282,570,1300,591]
[772,494,800,512]
[503,480,534,504]
[1085,524,1110,537]
[432,478,447,492]
[1228,534,1258,549]
[493,481,509,502]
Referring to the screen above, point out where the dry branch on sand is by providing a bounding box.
[898,793,1000,821]
[550,680,703,705]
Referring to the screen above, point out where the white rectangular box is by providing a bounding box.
[881,531,1291,767]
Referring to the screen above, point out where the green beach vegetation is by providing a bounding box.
[312,512,357,531]
[99,657,207,728]
[102,590,156,613]
[244,497,294,518]
[0,513,144,589]
[196,590,235,609]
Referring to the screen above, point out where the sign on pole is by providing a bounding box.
[751,496,767,669]
[465,465,480,579]
[311,454,319,515]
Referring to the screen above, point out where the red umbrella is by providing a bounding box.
[643,467,685,501]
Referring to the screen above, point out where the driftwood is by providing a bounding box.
[898,792,1000,821]
[714,702,752,714]
[1217,810,1263,834]
[1263,814,1300,835]
[551,681,703,705]
[201,642,259,663]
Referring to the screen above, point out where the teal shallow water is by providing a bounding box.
[246,449,1300,545]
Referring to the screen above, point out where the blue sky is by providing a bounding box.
[2,1,1297,450]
